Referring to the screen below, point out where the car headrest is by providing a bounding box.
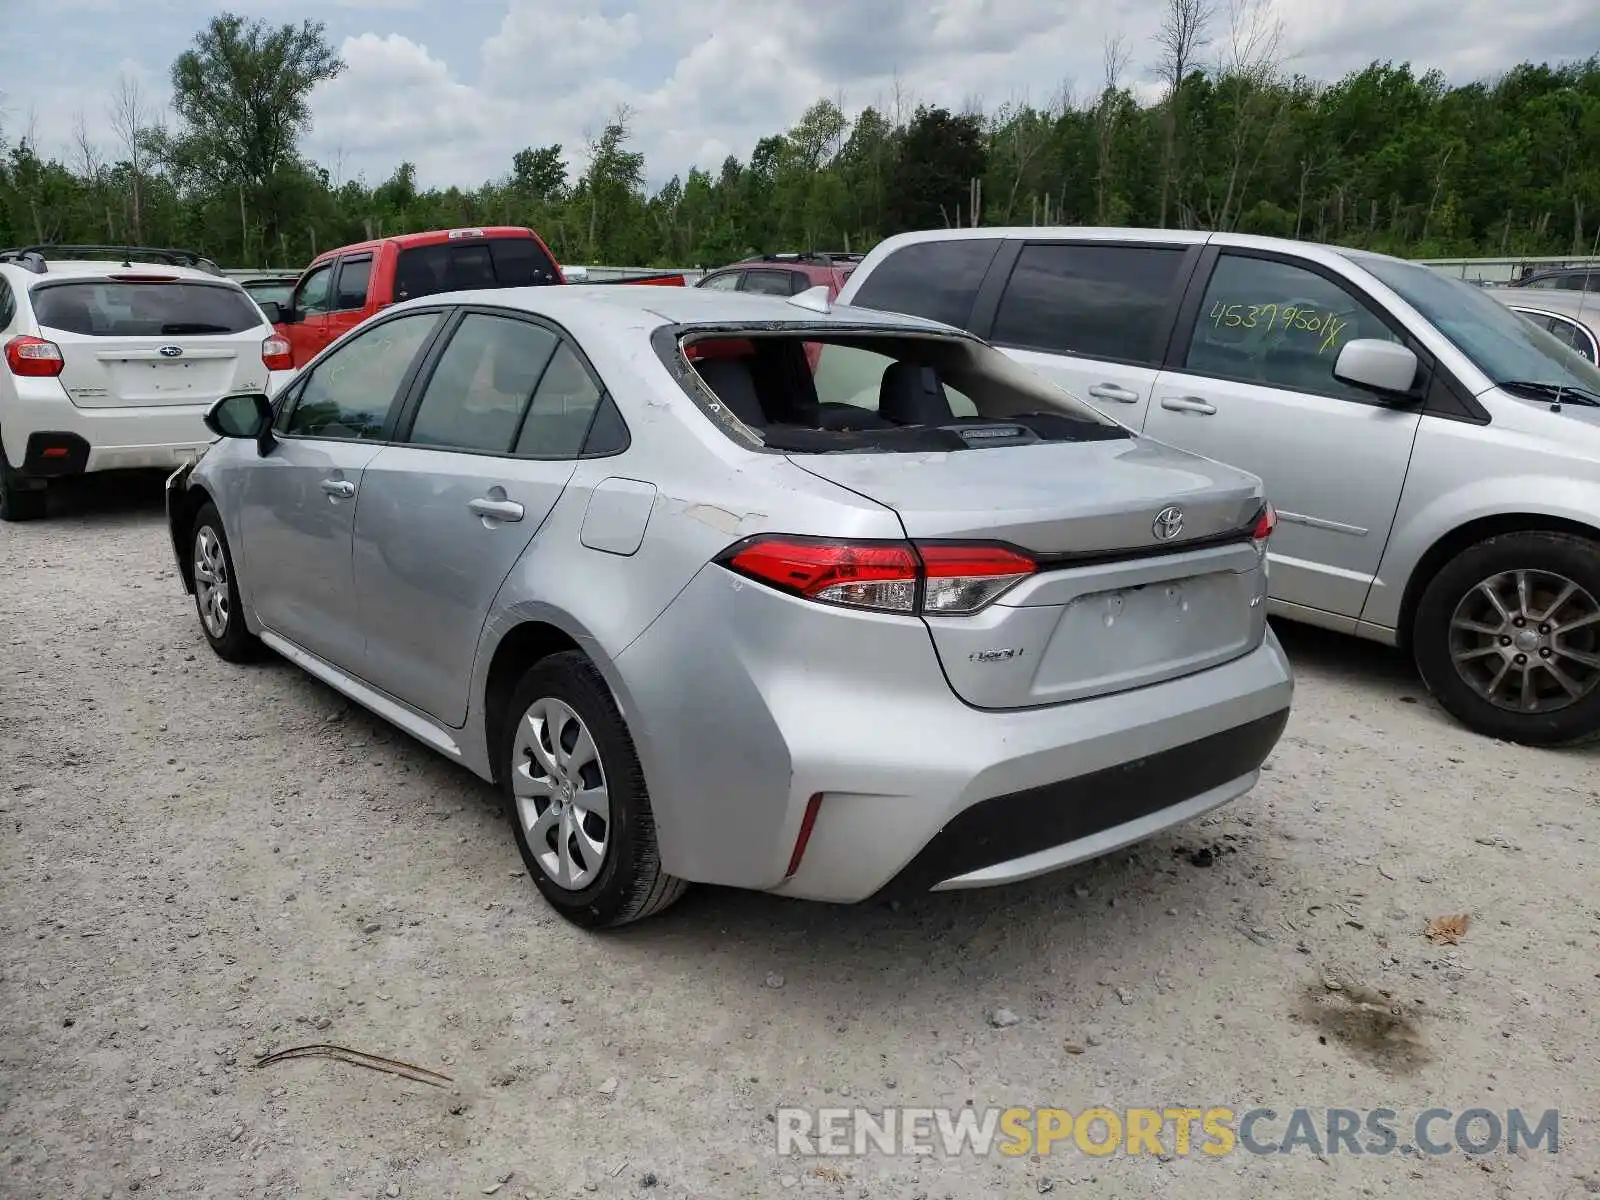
[878,360,954,426]
[694,358,766,427]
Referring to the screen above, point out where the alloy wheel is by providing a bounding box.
[1448,568,1600,713]
[194,526,231,638]
[512,697,611,891]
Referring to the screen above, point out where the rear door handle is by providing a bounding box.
[1160,395,1218,415]
[1088,382,1141,405]
[319,478,356,497]
[469,497,525,523]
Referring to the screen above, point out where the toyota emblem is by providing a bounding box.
[1152,506,1185,541]
[158,345,184,358]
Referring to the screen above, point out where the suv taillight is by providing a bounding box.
[4,334,64,378]
[262,335,293,372]
[719,536,1036,616]
[1252,503,1277,544]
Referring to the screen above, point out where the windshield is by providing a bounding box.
[1354,254,1600,397]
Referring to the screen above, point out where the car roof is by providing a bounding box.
[308,226,541,267]
[1484,287,1600,324]
[11,260,242,286]
[387,282,959,336]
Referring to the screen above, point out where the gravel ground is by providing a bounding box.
[2,474,1598,1200]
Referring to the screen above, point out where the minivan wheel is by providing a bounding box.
[191,503,263,663]
[500,651,687,927]
[1413,531,1600,746]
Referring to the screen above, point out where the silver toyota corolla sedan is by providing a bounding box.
[165,284,1293,926]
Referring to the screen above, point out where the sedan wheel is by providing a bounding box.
[512,697,612,891]
[499,651,687,927]
[194,525,232,639]
[1414,531,1600,746]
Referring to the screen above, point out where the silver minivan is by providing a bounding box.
[838,229,1600,746]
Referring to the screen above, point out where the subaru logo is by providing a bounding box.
[158,345,184,358]
[1152,506,1185,541]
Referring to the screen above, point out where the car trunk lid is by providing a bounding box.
[789,438,1270,708]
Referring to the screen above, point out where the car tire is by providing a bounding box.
[1412,531,1600,746]
[0,453,46,522]
[499,651,687,928]
[190,502,263,663]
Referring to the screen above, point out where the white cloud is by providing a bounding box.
[1,0,1594,191]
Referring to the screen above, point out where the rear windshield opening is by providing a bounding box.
[32,281,262,336]
[674,330,1129,453]
[393,237,561,302]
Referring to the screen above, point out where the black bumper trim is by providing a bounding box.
[873,707,1290,900]
[22,431,90,477]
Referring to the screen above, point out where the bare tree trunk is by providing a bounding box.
[1096,34,1130,225]
[108,76,149,244]
[1154,0,1214,228]
[1574,196,1585,257]
[1421,145,1454,242]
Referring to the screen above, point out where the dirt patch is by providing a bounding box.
[1293,979,1432,1074]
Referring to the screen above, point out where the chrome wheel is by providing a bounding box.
[193,525,230,639]
[511,697,610,891]
[1449,569,1600,713]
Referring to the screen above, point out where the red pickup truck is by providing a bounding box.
[264,226,684,368]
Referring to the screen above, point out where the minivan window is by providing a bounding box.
[1356,254,1600,398]
[851,238,1000,329]
[1185,254,1401,400]
[31,281,262,336]
[992,243,1186,364]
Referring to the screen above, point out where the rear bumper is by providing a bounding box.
[2,385,215,476]
[614,565,1294,903]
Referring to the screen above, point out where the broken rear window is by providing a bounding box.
[667,329,1129,453]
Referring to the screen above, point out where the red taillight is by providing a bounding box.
[1252,503,1277,544]
[727,538,919,612]
[721,536,1036,616]
[4,334,64,378]
[262,335,293,371]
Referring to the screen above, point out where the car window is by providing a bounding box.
[699,272,742,291]
[742,270,802,296]
[1546,316,1597,363]
[1185,254,1402,400]
[1357,254,1600,397]
[31,281,261,336]
[811,344,979,416]
[283,312,439,440]
[513,342,604,457]
[393,243,498,302]
[295,264,335,314]
[485,237,562,286]
[0,277,15,330]
[992,243,1186,364]
[408,314,560,453]
[850,238,1000,329]
[1556,272,1598,292]
[333,256,372,311]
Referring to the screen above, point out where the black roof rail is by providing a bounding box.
[0,244,223,276]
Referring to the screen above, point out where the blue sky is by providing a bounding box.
[1,0,1595,191]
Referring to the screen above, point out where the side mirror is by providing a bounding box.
[204,392,276,455]
[257,300,283,324]
[277,304,303,325]
[1333,339,1420,401]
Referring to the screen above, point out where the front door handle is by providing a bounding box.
[1088,382,1141,405]
[319,478,356,497]
[469,497,525,523]
[1160,395,1218,415]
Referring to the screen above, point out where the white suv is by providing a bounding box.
[0,245,292,520]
